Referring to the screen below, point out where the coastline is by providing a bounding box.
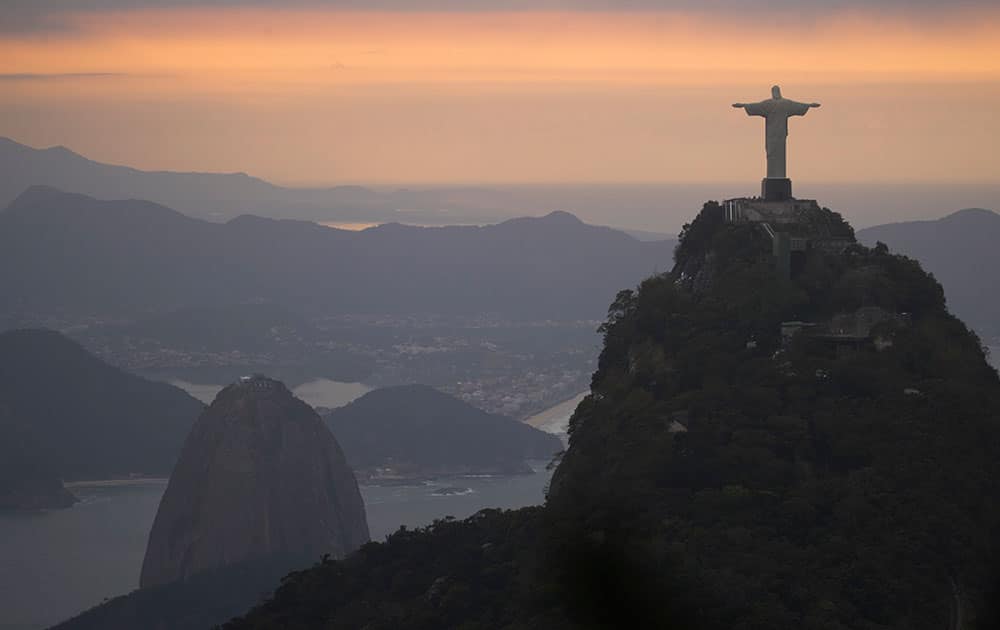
[523,390,588,435]
[65,478,169,488]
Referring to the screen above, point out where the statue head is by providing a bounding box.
[771,85,782,99]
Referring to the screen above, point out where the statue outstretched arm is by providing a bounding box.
[784,99,819,116]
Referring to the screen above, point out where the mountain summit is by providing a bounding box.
[140,375,369,588]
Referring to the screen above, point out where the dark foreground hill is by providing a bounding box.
[325,385,563,478]
[222,202,1000,629]
[0,329,202,509]
[858,207,1000,339]
[0,186,673,323]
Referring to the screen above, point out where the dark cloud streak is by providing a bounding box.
[0,72,129,81]
[1,0,994,34]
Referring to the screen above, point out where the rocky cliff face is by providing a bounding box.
[140,376,369,588]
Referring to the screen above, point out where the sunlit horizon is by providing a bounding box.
[2,3,999,186]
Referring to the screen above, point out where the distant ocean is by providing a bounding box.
[385,182,1000,236]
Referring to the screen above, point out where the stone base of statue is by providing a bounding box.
[761,178,792,202]
[724,197,820,225]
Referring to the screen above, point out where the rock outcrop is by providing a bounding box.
[140,375,369,588]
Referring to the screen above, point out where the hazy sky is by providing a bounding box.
[2,1,999,185]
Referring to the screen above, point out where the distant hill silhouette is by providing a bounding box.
[0,137,556,225]
[858,208,1000,337]
[0,329,203,508]
[0,187,674,322]
[325,385,563,477]
[0,136,386,222]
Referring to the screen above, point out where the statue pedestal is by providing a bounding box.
[761,178,792,202]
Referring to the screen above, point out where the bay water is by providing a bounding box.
[0,468,551,630]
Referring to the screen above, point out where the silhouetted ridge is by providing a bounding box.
[535,210,585,225]
[4,185,195,224]
[0,136,386,222]
[4,184,85,211]
[940,206,997,223]
[0,189,672,321]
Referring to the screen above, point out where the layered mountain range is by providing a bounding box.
[0,136,386,223]
[0,186,673,323]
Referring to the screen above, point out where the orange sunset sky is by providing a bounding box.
[2,1,999,185]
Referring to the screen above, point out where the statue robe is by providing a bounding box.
[741,98,811,179]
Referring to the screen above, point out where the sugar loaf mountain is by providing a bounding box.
[141,376,369,588]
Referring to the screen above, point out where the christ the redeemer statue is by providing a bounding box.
[733,85,820,201]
